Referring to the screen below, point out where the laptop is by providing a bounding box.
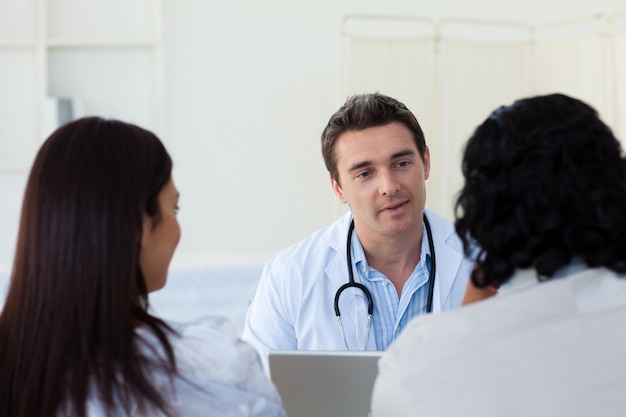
[268,350,382,417]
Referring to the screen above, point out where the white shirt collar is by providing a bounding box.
[498,258,588,295]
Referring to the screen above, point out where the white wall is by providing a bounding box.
[1,0,625,266]
[161,0,626,260]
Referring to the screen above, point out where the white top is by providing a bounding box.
[371,267,626,417]
[243,209,474,367]
[84,316,285,417]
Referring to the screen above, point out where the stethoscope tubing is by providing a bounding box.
[334,213,437,348]
[333,219,373,316]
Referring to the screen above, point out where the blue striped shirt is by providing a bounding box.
[351,231,432,350]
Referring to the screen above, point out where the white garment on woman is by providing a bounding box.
[85,316,285,417]
[372,267,626,417]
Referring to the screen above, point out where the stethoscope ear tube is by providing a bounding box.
[424,213,436,313]
[334,219,374,317]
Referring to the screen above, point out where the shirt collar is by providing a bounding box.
[351,225,432,280]
[498,258,588,295]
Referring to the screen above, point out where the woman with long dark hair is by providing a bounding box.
[0,117,284,417]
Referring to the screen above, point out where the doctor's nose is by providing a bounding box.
[378,171,400,196]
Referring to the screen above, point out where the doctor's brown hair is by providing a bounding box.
[0,117,177,417]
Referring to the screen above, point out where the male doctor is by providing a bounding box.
[243,93,474,362]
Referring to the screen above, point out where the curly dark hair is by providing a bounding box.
[454,93,626,289]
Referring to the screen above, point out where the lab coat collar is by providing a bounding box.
[322,210,354,290]
[424,208,465,311]
[321,209,465,312]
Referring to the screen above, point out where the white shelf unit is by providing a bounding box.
[0,0,164,265]
[0,0,164,172]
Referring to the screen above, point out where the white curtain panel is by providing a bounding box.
[342,36,437,139]
[532,35,613,122]
[613,12,626,144]
[435,39,532,217]
[616,33,626,144]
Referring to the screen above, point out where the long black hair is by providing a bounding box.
[0,117,178,417]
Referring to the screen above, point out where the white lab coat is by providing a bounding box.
[242,208,474,363]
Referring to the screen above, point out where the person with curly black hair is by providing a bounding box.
[372,93,626,417]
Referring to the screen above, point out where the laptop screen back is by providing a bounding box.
[268,350,382,417]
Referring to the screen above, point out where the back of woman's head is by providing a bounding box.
[0,117,175,417]
[455,93,626,288]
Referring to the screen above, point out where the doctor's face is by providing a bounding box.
[330,122,430,240]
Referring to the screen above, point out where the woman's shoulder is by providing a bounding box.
[168,315,238,342]
[161,316,260,373]
[141,316,285,416]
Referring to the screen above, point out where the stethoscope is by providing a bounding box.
[333,213,437,350]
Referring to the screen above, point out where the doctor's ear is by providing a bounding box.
[330,174,348,204]
[423,146,431,180]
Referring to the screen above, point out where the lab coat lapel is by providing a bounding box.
[325,234,360,349]
[323,211,373,350]
[425,209,464,312]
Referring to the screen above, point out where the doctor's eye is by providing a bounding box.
[356,170,372,179]
[174,205,180,215]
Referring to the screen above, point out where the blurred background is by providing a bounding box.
[2,0,626,270]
